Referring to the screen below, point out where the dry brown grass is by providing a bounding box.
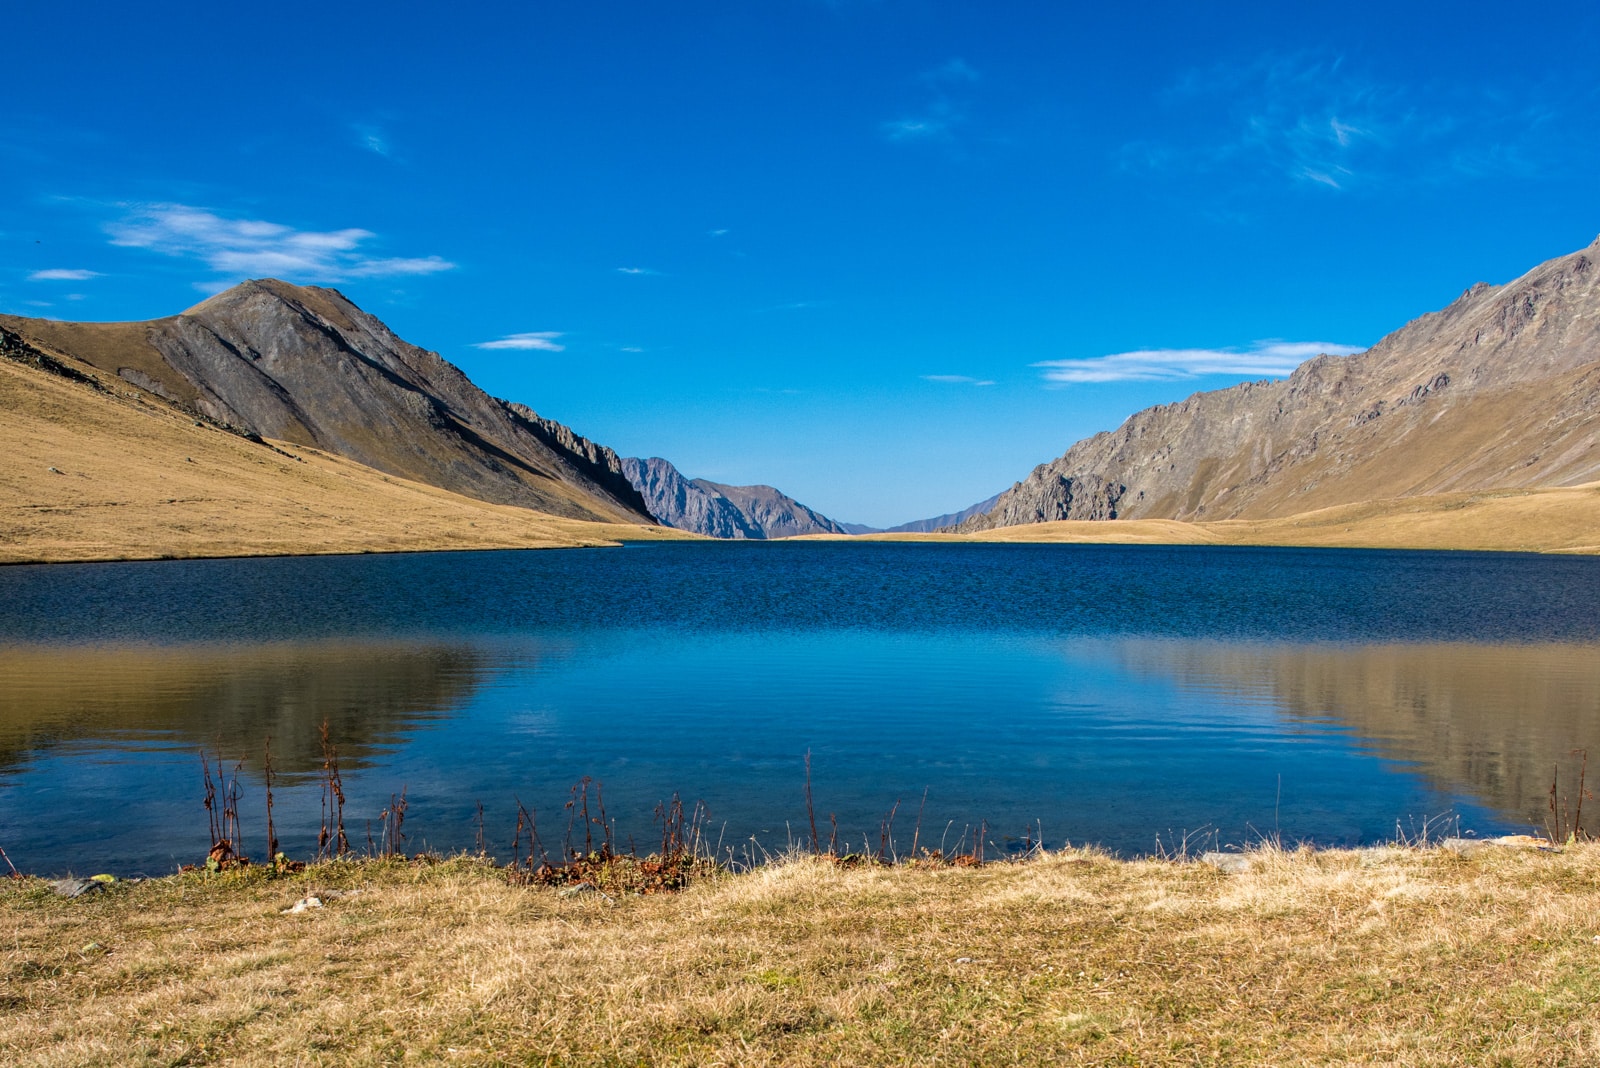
[805,483,1600,555]
[0,355,690,565]
[5,844,1600,1065]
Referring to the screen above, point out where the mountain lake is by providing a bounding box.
[2,541,1598,875]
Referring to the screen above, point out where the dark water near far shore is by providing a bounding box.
[2,542,1598,874]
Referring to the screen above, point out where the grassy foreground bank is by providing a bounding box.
[5,844,1600,1065]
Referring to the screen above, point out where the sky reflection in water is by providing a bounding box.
[1,542,1597,874]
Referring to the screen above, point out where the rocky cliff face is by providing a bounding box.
[0,280,653,524]
[955,238,1600,531]
[620,456,849,538]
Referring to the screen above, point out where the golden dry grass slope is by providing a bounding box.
[0,347,688,565]
[5,846,1600,1065]
[1,279,658,524]
[806,482,1600,554]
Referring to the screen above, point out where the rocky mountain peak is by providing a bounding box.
[0,283,654,524]
[620,456,850,538]
[952,239,1600,532]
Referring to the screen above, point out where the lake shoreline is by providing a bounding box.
[7,479,1600,566]
[5,842,1595,1063]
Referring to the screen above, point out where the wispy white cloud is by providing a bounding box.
[616,266,660,275]
[922,374,996,386]
[620,345,644,353]
[708,228,729,237]
[1329,117,1365,147]
[1127,52,1568,193]
[106,203,455,282]
[1300,167,1348,189]
[1035,340,1364,384]
[473,331,565,352]
[922,58,979,85]
[883,116,954,141]
[883,58,978,146]
[353,124,391,157]
[1155,56,1391,191]
[28,268,99,281]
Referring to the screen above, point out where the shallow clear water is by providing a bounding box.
[1,541,1597,874]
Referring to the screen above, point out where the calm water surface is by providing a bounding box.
[2,542,1598,874]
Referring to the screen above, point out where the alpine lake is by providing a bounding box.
[2,540,1597,876]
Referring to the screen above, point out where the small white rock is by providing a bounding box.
[557,882,615,903]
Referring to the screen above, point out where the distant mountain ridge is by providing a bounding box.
[824,492,1003,535]
[953,237,1600,532]
[620,456,850,538]
[0,280,653,524]
[882,492,1003,533]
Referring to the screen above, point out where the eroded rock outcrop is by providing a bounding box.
[620,456,849,539]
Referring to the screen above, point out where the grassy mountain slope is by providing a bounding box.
[810,482,1600,553]
[958,239,1600,531]
[0,338,686,565]
[1,279,652,525]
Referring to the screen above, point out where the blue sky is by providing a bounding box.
[4,2,1598,527]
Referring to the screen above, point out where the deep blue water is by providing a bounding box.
[1,541,1598,874]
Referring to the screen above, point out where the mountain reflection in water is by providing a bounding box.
[2,543,1598,873]
[1112,641,1600,836]
[0,631,1589,872]
[0,641,488,780]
